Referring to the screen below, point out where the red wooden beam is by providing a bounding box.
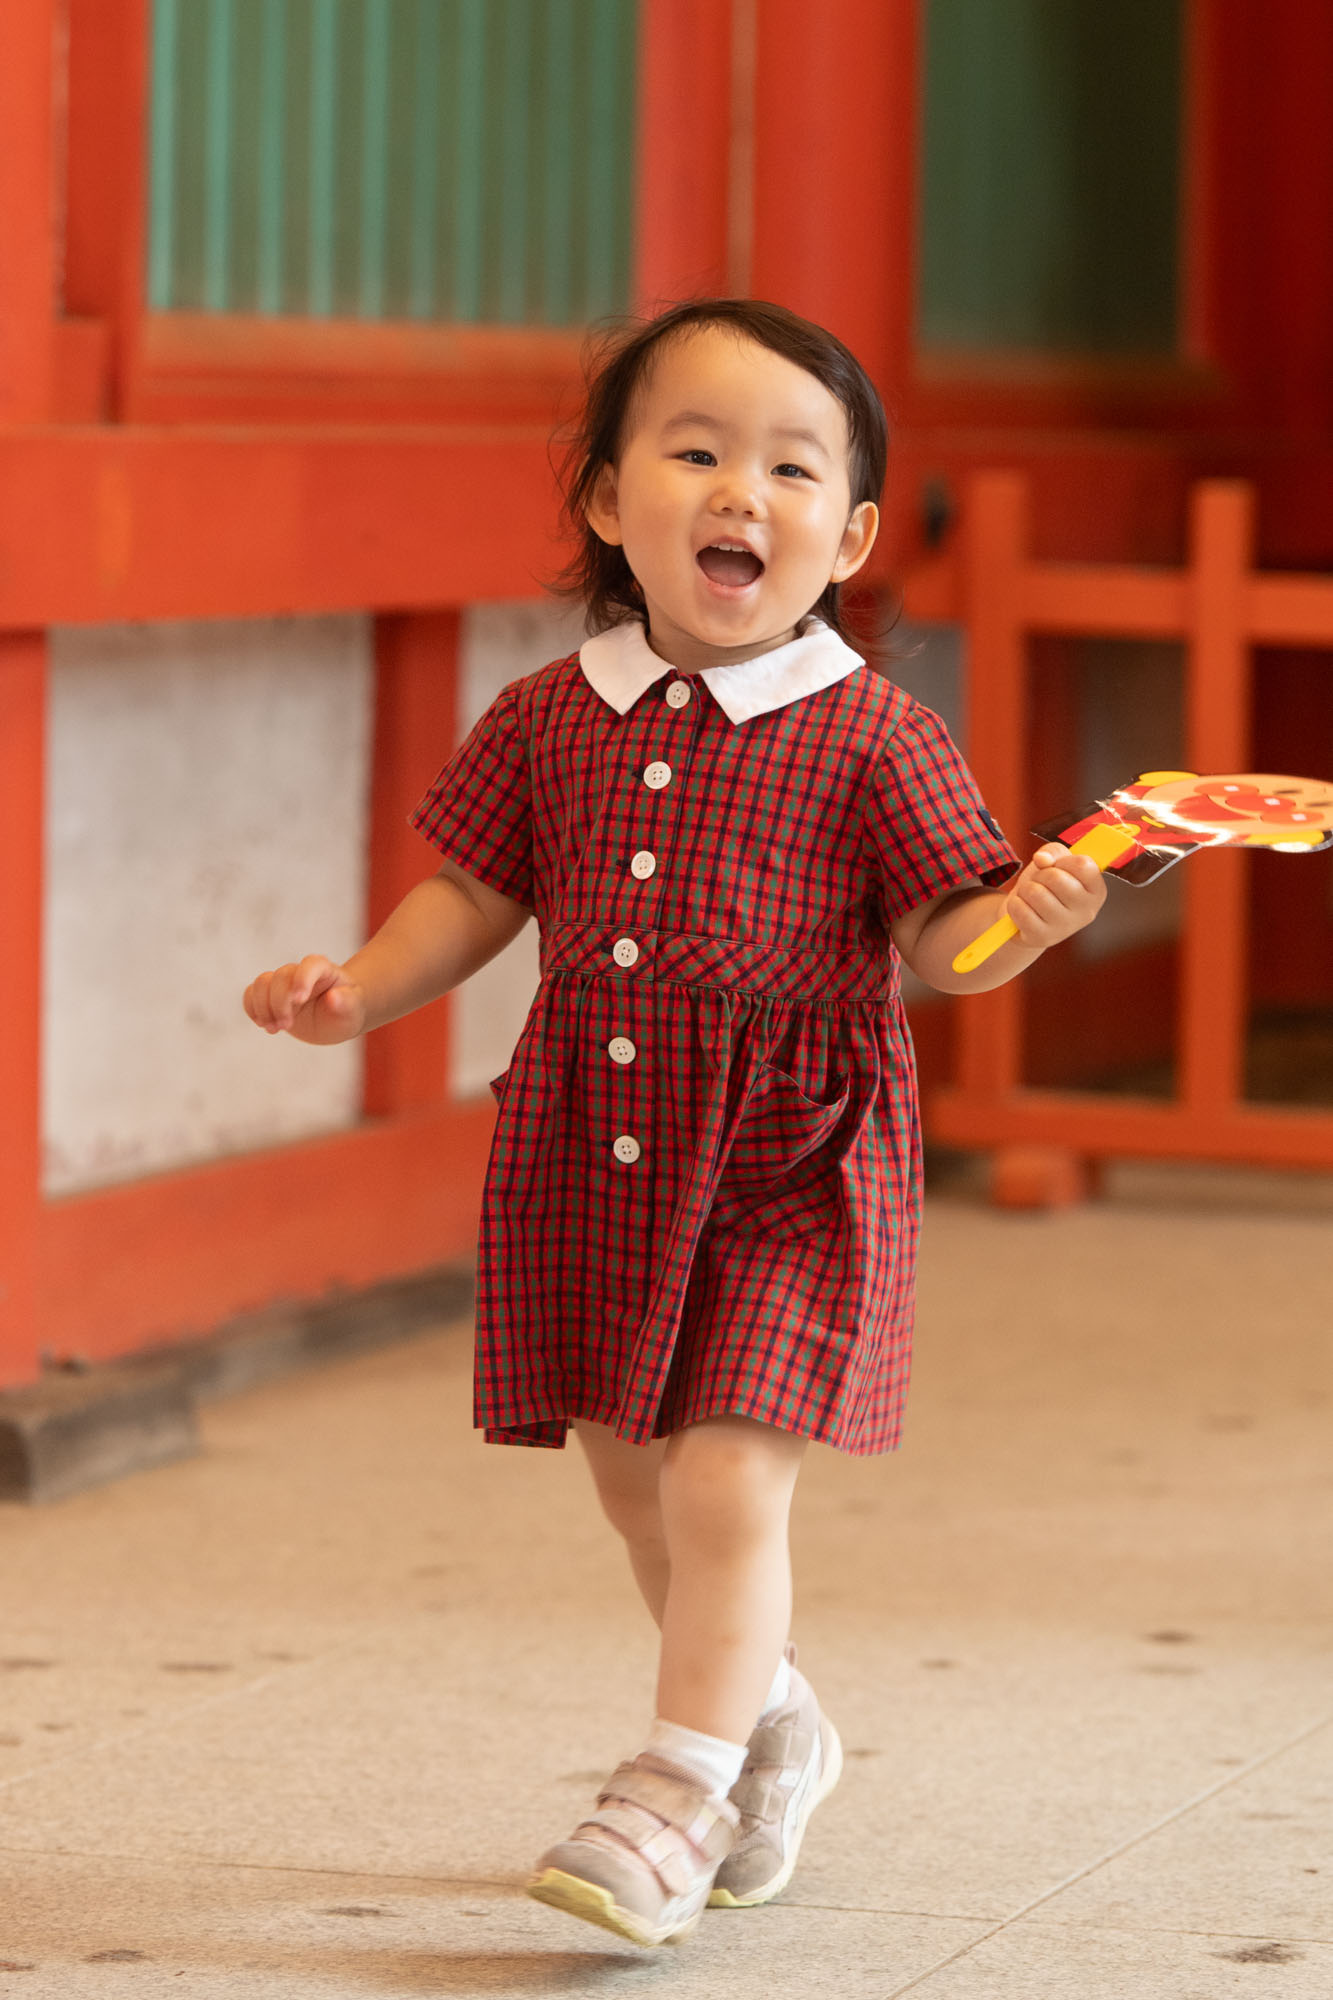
[127,316,586,427]
[37,1102,495,1367]
[1023,567,1190,639]
[931,1087,1333,1170]
[0,636,45,1385]
[0,430,564,626]
[1247,576,1333,645]
[0,430,1226,630]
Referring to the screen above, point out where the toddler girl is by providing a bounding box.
[243,298,1105,1949]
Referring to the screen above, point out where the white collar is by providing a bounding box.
[579,619,863,724]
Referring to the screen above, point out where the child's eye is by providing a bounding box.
[773,462,809,479]
[678,449,716,466]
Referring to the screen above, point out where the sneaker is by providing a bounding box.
[527,1752,740,1948]
[708,1644,843,1908]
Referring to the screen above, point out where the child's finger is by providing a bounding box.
[1009,855,1107,944]
[244,970,290,1034]
[242,976,269,1030]
[1026,861,1095,913]
[1042,847,1103,888]
[285,958,355,1036]
[264,962,300,1026]
[1008,878,1065,932]
[288,954,339,1010]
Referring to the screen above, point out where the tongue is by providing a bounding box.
[698,546,763,587]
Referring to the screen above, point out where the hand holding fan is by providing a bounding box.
[952,770,1333,976]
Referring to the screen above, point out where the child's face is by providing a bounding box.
[586,327,878,671]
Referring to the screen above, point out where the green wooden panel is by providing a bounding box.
[147,0,638,323]
[919,0,1183,355]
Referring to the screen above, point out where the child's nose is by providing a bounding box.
[710,469,761,517]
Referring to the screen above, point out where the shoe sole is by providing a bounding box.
[707,1715,844,1909]
[526,1868,701,1949]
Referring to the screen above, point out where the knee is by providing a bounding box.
[659,1423,799,1555]
[594,1475,667,1554]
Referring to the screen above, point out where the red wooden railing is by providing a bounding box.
[931,471,1333,1192]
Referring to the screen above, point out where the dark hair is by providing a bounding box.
[551,298,889,649]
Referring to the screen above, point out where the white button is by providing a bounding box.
[630,850,657,879]
[643,761,672,790]
[666,680,692,708]
[613,1134,641,1164]
[612,936,640,968]
[608,1037,637,1065]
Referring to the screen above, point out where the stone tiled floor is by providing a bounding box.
[1,1161,1330,1997]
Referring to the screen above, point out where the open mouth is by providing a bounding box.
[696,543,765,589]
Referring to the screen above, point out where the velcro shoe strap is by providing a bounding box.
[693,1800,740,1865]
[634,1824,696,1897]
[730,1770,780,1823]
[595,1761,737,1864]
[597,1760,714,1832]
[577,1802,728,1892]
[747,1721,810,1769]
[592,1768,732,1840]
[580,1799,670,1858]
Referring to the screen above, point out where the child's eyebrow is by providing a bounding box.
[659,411,832,461]
[660,410,725,436]
[772,425,832,462]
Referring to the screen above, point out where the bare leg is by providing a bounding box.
[656,1416,806,1745]
[572,1418,672,1628]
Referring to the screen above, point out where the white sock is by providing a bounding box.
[645,1717,747,1803]
[760,1652,792,1718]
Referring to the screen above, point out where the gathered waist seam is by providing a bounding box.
[539,917,897,1006]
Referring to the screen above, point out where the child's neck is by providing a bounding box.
[643,618,806,676]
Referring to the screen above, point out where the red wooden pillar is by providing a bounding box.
[0,0,57,423]
[362,612,460,1118]
[749,0,909,384]
[0,636,46,1386]
[0,0,57,1382]
[1181,483,1253,1113]
[954,472,1029,1099]
[633,0,731,309]
[64,0,152,419]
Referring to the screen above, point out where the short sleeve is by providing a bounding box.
[409,680,534,907]
[865,701,1020,921]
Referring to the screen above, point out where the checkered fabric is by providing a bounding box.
[411,646,1017,1455]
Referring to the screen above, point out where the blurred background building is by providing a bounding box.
[3,0,1332,1392]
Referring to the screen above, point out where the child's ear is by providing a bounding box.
[585,463,624,547]
[830,500,879,584]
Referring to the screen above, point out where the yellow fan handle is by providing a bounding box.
[950,822,1137,975]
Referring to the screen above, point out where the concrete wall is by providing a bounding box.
[42,601,583,1197]
[43,616,374,1195]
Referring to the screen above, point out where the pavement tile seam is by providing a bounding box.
[0,1843,1020,1928]
[880,1707,1333,1998]
[1010,1918,1333,1949]
[0,1843,517,1890]
[0,1655,344,1800]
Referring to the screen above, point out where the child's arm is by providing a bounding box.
[891,843,1105,995]
[242,859,531,1043]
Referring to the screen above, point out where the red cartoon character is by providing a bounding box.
[953,770,1333,974]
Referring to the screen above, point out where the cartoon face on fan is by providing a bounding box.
[1036,771,1333,886]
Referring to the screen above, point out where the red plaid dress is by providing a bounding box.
[412,621,1017,1454]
